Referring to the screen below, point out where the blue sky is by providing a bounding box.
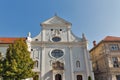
[0,0,120,49]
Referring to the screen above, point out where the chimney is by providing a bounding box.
[93,40,96,47]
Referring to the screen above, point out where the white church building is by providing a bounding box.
[26,15,94,80]
[0,15,94,80]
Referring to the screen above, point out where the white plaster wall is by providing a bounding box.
[0,46,8,57]
[41,47,72,80]
[64,47,72,80]
[28,16,95,80]
[71,47,86,72]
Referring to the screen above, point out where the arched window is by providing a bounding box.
[35,60,39,68]
[76,61,80,68]
[77,75,82,80]
[55,74,62,80]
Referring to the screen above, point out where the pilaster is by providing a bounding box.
[69,46,74,80]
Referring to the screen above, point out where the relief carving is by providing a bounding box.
[52,61,64,70]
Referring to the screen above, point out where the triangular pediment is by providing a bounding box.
[41,16,71,26]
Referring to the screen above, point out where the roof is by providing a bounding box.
[90,36,120,52]
[103,36,120,41]
[41,15,72,26]
[0,37,26,44]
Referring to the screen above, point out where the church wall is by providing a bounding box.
[0,44,9,57]
[71,46,86,72]
[39,46,74,80]
[42,27,68,42]
[64,47,72,80]
[26,16,95,80]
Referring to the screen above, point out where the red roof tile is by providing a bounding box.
[90,36,120,52]
[0,37,26,44]
[103,36,120,41]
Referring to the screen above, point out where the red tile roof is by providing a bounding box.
[103,36,120,41]
[90,36,120,52]
[0,37,26,44]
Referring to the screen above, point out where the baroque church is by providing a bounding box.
[0,15,94,80]
[26,15,94,80]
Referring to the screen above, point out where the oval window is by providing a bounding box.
[51,49,64,58]
[52,37,61,42]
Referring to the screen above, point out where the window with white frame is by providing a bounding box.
[109,44,119,51]
[34,60,39,68]
[76,61,80,68]
[51,49,64,58]
[31,49,39,59]
[112,57,119,68]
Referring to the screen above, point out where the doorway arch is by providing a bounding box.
[77,75,82,80]
[55,74,62,80]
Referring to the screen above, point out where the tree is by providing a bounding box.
[88,76,92,80]
[0,52,4,80]
[1,39,36,80]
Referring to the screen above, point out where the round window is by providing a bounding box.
[51,49,64,58]
[52,37,61,42]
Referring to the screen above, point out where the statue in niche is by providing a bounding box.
[52,61,64,70]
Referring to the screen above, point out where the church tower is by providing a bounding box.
[26,15,94,80]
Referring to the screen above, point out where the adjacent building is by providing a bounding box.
[0,37,25,57]
[90,36,120,80]
[0,15,94,80]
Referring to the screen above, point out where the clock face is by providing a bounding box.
[51,49,64,58]
[52,37,61,42]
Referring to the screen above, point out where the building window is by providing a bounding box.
[33,49,39,59]
[35,39,38,41]
[31,49,33,51]
[60,29,62,31]
[77,75,82,80]
[51,29,53,31]
[55,74,62,80]
[109,44,119,51]
[51,49,64,58]
[52,37,61,42]
[112,57,119,68]
[116,75,120,80]
[76,61,80,68]
[35,60,39,68]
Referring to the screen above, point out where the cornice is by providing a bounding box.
[31,41,86,47]
[41,24,71,28]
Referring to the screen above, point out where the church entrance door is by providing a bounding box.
[55,74,62,80]
[77,75,82,80]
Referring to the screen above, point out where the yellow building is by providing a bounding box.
[90,36,120,80]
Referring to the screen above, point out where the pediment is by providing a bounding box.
[41,16,71,26]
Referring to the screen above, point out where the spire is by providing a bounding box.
[26,32,32,52]
[82,33,87,41]
[26,32,32,42]
[28,32,31,37]
[54,13,57,16]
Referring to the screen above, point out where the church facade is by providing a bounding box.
[26,15,94,80]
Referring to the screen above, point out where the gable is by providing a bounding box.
[41,16,72,26]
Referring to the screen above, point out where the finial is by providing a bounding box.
[82,33,87,41]
[54,13,57,16]
[28,32,31,37]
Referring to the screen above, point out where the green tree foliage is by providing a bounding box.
[1,39,36,80]
[0,52,3,79]
[88,76,92,80]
